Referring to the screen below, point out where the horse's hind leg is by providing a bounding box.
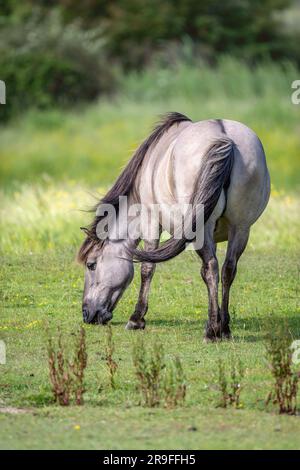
[125,239,158,330]
[197,228,221,341]
[220,226,249,338]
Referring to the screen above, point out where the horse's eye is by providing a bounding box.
[87,262,97,271]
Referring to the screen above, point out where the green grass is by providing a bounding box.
[1,408,300,450]
[0,244,300,449]
[0,58,300,449]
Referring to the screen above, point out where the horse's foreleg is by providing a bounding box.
[197,233,220,341]
[220,226,249,338]
[125,239,158,330]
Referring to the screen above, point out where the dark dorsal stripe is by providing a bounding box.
[215,119,226,134]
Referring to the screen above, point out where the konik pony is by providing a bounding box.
[78,113,270,341]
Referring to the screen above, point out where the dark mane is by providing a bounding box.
[77,112,192,263]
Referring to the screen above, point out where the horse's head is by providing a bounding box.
[79,238,134,325]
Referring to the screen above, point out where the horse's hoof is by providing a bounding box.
[125,319,145,330]
[221,324,232,340]
[203,335,221,344]
[204,322,222,342]
[222,331,232,340]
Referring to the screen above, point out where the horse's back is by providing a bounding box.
[138,117,270,241]
[172,119,270,239]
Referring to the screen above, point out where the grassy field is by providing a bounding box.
[0,59,300,449]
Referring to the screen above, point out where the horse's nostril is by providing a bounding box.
[94,311,102,324]
[82,308,89,322]
[95,310,112,325]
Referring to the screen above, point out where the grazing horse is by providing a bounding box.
[78,113,270,341]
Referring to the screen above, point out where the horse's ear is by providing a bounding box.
[80,226,90,236]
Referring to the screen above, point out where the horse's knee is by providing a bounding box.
[141,262,155,282]
[209,257,218,273]
[202,257,218,277]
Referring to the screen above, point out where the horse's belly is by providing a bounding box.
[213,217,229,243]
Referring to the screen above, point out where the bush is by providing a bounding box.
[216,356,245,409]
[105,324,118,389]
[163,356,187,409]
[54,0,295,68]
[132,337,187,408]
[265,324,299,415]
[47,326,88,406]
[133,337,165,407]
[0,10,115,121]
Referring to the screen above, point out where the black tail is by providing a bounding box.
[133,137,234,263]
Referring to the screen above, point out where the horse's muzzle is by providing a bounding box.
[82,306,112,325]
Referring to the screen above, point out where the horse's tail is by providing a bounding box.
[133,137,234,263]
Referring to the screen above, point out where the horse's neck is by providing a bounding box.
[109,193,141,250]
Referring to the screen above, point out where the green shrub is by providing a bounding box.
[265,324,299,415]
[52,0,296,68]
[163,356,187,408]
[0,10,115,121]
[133,337,165,407]
[47,326,88,406]
[105,324,118,390]
[132,337,187,408]
[216,356,245,409]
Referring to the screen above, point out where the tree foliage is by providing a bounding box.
[0,0,298,120]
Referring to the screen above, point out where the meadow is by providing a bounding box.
[0,59,300,449]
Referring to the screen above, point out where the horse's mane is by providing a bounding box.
[77,112,192,263]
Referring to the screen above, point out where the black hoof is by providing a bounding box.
[204,322,222,342]
[220,322,232,340]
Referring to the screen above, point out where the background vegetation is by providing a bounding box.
[0,0,299,450]
[1,0,300,121]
